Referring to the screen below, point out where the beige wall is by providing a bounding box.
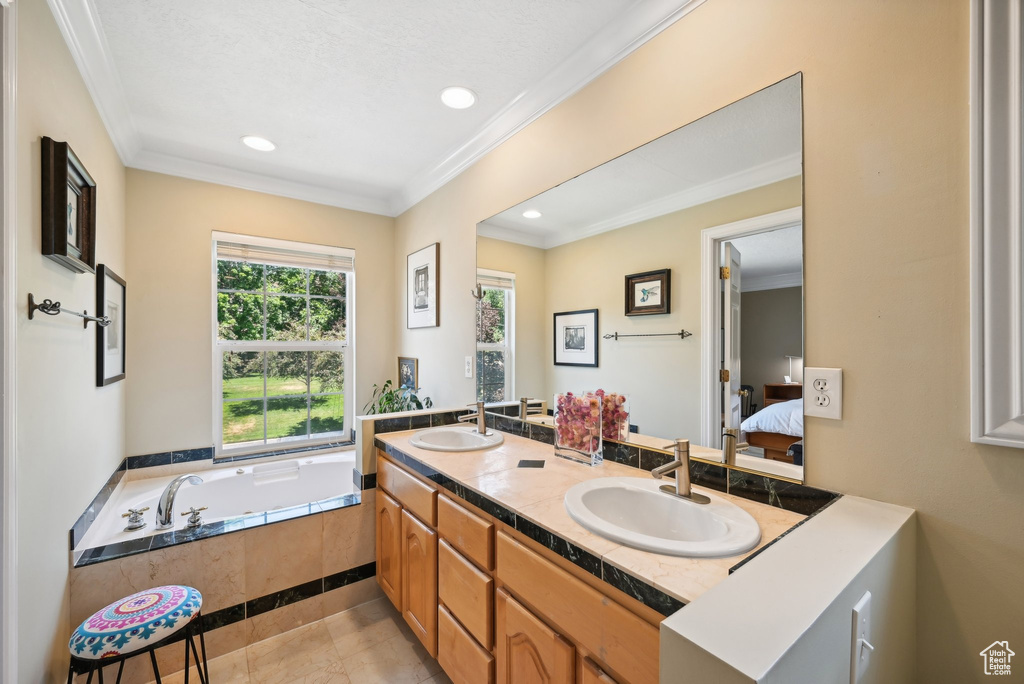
[396,0,1020,679]
[541,179,800,439]
[15,0,127,679]
[124,170,396,456]
[476,237,547,401]
[740,286,803,400]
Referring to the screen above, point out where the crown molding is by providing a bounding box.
[131,149,393,216]
[388,0,708,216]
[742,271,802,293]
[46,0,140,163]
[51,0,708,218]
[481,153,801,249]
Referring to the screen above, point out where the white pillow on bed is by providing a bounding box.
[740,398,804,437]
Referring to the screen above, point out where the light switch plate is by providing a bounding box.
[850,591,872,683]
[805,367,842,419]
[464,356,473,378]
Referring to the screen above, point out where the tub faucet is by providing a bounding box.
[155,474,203,529]
[458,401,488,434]
[651,439,710,504]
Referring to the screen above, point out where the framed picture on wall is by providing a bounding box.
[41,137,96,274]
[407,243,439,328]
[625,268,671,316]
[398,356,419,389]
[553,309,598,367]
[96,265,126,386]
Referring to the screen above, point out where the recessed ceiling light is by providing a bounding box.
[440,86,477,110]
[522,209,542,219]
[241,135,276,152]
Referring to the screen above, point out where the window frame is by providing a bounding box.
[476,269,515,402]
[212,232,355,459]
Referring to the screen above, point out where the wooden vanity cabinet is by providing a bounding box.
[401,509,438,656]
[375,490,403,607]
[496,588,576,684]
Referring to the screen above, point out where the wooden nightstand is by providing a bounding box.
[763,383,802,407]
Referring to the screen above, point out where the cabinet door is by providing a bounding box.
[496,589,575,684]
[581,657,616,684]
[376,489,402,609]
[401,509,438,656]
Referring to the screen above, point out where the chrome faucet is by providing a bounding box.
[722,427,739,466]
[155,474,203,529]
[458,401,488,434]
[651,439,711,504]
[519,397,544,421]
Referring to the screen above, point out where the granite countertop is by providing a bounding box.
[375,429,804,613]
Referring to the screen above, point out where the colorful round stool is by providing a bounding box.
[67,585,208,684]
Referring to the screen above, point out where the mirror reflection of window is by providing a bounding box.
[476,270,515,402]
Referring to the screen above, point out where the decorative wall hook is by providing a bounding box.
[470,283,483,300]
[28,293,111,328]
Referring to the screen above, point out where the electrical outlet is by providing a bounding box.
[805,367,842,419]
[464,356,473,378]
[850,591,873,683]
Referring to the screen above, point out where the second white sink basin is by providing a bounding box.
[408,425,504,452]
[564,477,761,557]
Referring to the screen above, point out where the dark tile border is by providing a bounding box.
[74,492,362,568]
[324,561,377,592]
[69,459,127,550]
[602,562,686,616]
[353,469,377,490]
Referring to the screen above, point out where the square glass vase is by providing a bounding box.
[596,391,630,442]
[553,392,603,466]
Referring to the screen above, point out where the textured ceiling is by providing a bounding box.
[728,225,803,287]
[90,0,639,209]
[478,74,802,247]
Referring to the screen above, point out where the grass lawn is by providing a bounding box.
[223,375,344,444]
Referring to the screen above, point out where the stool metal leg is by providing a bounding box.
[113,658,124,684]
[149,649,163,684]
[197,612,209,680]
[184,629,190,684]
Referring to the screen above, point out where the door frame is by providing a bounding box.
[699,207,802,448]
[1,0,17,679]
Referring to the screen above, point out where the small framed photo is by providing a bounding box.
[625,268,671,316]
[96,265,126,386]
[41,137,96,274]
[407,243,439,328]
[398,356,419,389]
[553,309,598,367]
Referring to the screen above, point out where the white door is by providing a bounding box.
[722,243,742,432]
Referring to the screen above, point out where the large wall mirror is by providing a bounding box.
[475,74,805,481]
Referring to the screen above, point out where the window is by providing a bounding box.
[213,234,354,456]
[476,269,514,402]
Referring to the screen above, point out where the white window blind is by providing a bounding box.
[216,238,354,273]
[477,269,515,290]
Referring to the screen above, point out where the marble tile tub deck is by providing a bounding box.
[375,430,808,611]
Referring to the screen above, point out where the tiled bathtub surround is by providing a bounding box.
[69,491,381,681]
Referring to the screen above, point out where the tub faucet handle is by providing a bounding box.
[181,506,208,529]
[122,507,150,531]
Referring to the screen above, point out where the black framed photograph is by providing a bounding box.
[407,242,439,328]
[96,265,126,386]
[625,268,671,316]
[398,356,419,389]
[41,137,96,274]
[553,309,598,367]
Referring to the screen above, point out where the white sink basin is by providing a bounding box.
[564,477,761,557]
[408,425,505,452]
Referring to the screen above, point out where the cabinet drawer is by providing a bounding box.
[582,657,618,683]
[439,539,494,649]
[496,532,659,684]
[378,455,437,526]
[438,606,495,684]
[438,494,494,570]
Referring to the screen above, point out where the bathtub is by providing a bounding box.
[75,450,357,556]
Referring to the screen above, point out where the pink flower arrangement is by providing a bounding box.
[554,392,602,455]
[594,389,629,441]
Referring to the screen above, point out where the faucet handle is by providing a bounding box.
[122,506,150,519]
[181,506,208,529]
[181,506,208,517]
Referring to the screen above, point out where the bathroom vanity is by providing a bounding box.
[373,429,805,684]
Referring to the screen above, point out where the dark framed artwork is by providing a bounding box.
[553,309,598,367]
[625,268,671,316]
[41,137,96,274]
[407,242,439,328]
[398,356,419,389]
[96,265,126,386]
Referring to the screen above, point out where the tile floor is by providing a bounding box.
[149,597,453,684]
